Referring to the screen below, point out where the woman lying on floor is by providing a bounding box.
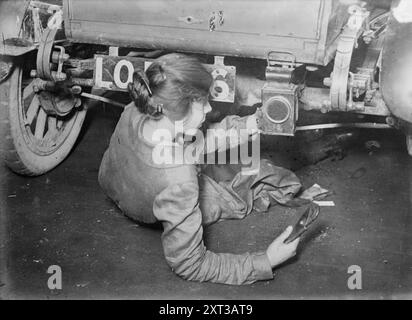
[98,53,302,285]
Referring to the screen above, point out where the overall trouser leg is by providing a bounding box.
[199,159,302,226]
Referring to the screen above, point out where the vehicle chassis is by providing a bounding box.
[0,0,410,176]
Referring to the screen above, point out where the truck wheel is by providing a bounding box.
[406,134,412,157]
[0,62,86,176]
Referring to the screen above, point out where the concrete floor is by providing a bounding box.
[0,105,411,299]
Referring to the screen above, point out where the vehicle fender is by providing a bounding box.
[381,4,412,123]
[0,0,36,56]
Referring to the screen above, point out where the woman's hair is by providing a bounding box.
[128,53,212,121]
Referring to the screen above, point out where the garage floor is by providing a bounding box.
[1,104,411,299]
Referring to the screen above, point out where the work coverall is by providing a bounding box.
[98,104,302,285]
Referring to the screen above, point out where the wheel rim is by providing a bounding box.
[17,71,83,156]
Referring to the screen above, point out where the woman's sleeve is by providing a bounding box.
[204,115,257,154]
[153,180,274,285]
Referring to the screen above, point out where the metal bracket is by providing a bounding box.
[206,55,236,103]
[329,5,370,111]
[36,27,68,81]
[363,11,390,44]
[51,45,68,81]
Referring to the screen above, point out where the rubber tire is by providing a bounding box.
[0,63,87,176]
[406,134,412,157]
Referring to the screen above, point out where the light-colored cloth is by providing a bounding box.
[98,105,302,285]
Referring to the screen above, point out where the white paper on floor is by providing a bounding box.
[300,183,331,201]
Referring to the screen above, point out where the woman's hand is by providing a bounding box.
[246,111,261,138]
[266,226,300,269]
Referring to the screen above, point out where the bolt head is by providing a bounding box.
[323,77,332,87]
[71,86,82,95]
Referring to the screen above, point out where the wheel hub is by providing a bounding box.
[37,90,81,116]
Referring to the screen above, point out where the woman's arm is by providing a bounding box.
[153,180,273,285]
[204,114,259,154]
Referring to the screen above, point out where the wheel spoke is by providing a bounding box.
[25,95,40,125]
[44,116,58,141]
[43,116,58,146]
[57,119,63,130]
[34,108,47,139]
[48,116,57,134]
[23,81,35,101]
